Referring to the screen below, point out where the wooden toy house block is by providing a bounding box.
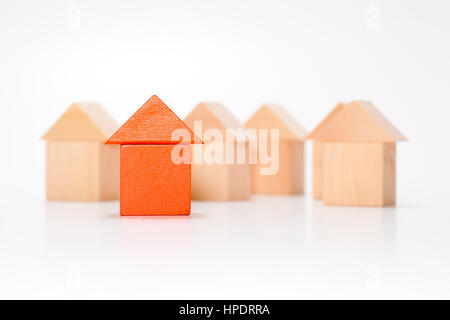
[106,95,201,216]
[42,102,119,201]
[184,102,251,201]
[245,104,307,195]
[307,103,345,199]
[309,101,406,207]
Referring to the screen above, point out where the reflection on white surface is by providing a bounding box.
[0,195,449,299]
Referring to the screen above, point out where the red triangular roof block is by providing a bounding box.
[106,95,202,145]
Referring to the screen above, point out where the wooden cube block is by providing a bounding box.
[43,102,120,201]
[308,100,406,206]
[307,103,345,199]
[251,140,304,194]
[185,102,251,201]
[191,160,251,201]
[323,142,396,206]
[120,144,191,216]
[312,141,324,199]
[245,104,306,195]
[46,141,119,201]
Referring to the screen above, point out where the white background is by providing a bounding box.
[0,0,450,299]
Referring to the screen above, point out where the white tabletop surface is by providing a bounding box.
[1,189,449,299]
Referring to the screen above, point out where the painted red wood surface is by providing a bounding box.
[120,144,191,216]
[106,95,201,145]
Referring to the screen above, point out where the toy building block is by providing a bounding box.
[309,100,406,206]
[307,103,345,199]
[42,102,120,201]
[245,104,307,195]
[184,102,251,201]
[106,95,202,216]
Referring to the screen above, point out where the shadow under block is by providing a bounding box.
[46,141,119,201]
[323,142,396,207]
[251,141,304,195]
[312,141,324,199]
[190,143,251,201]
[120,144,191,216]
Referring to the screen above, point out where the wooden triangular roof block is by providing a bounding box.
[307,102,345,140]
[307,101,407,142]
[106,95,202,145]
[245,104,307,140]
[184,102,244,133]
[42,102,118,141]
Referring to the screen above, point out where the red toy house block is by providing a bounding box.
[106,95,202,216]
[120,144,191,215]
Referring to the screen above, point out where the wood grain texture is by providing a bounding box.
[226,161,252,200]
[383,143,396,206]
[46,141,119,201]
[107,95,202,145]
[312,141,324,199]
[99,144,120,200]
[323,142,396,206]
[120,144,191,215]
[185,102,243,134]
[251,141,304,195]
[191,162,251,201]
[308,103,346,199]
[308,101,406,142]
[185,102,251,200]
[190,143,251,201]
[246,104,306,195]
[43,102,118,141]
[245,104,307,141]
[307,103,345,140]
